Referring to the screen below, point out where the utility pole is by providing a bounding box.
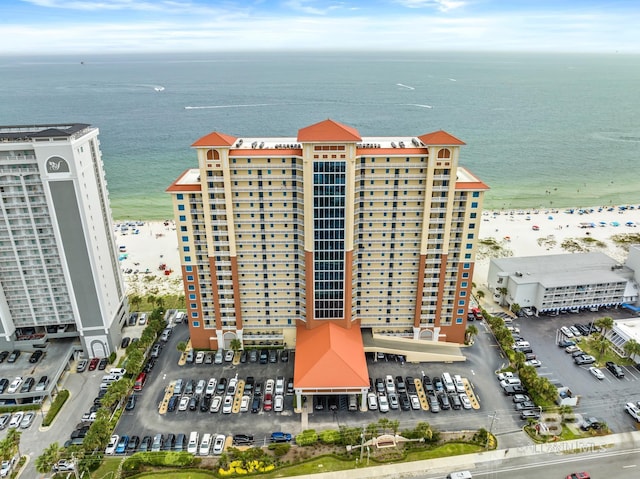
[359,425,365,463]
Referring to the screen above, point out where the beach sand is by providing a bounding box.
[114,220,183,297]
[116,205,640,297]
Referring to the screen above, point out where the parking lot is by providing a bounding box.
[96,306,640,457]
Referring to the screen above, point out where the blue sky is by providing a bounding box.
[2,0,639,54]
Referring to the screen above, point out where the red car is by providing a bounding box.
[88,358,100,371]
[263,393,273,412]
[566,473,590,479]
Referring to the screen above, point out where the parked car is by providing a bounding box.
[127,435,140,453]
[105,435,119,454]
[19,412,35,429]
[115,435,129,454]
[98,358,108,370]
[20,377,35,393]
[588,367,605,380]
[270,432,292,443]
[7,350,20,363]
[233,434,254,446]
[606,361,625,378]
[139,436,152,452]
[224,350,234,362]
[88,358,99,371]
[520,409,541,420]
[210,395,222,413]
[0,414,10,430]
[213,434,226,454]
[574,354,596,365]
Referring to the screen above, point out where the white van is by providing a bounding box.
[442,372,456,394]
[446,471,472,479]
[199,433,212,455]
[187,431,199,454]
[348,394,358,411]
[175,311,186,323]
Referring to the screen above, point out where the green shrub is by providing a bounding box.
[42,390,70,427]
[295,429,318,446]
[319,429,341,444]
[108,351,117,364]
[124,451,195,468]
[267,443,290,457]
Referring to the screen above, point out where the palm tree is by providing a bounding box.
[595,316,614,338]
[623,339,640,361]
[5,428,21,457]
[129,294,142,311]
[35,442,61,474]
[475,290,485,301]
[496,287,508,306]
[594,334,609,359]
[230,338,242,353]
[465,324,479,344]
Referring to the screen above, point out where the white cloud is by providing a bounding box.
[394,0,467,12]
[282,0,344,15]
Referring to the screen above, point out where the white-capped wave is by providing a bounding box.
[184,103,275,110]
[448,78,457,82]
[396,83,415,90]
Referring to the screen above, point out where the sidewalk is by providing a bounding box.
[304,431,640,479]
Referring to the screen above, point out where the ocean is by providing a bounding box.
[1,51,639,220]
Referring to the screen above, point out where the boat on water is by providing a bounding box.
[154,86,165,92]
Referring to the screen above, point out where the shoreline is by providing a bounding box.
[117,203,640,298]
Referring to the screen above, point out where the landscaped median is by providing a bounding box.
[41,389,69,427]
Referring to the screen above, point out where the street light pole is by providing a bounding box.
[486,410,498,450]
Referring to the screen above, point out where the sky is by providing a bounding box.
[2,0,639,55]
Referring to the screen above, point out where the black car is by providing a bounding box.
[162,434,175,451]
[125,395,137,411]
[400,393,411,411]
[29,350,43,363]
[20,377,35,393]
[406,376,417,394]
[184,379,195,395]
[248,349,258,363]
[233,434,254,446]
[240,350,248,363]
[503,384,526,395]
[245,376,255,395]
[558,340,576,348]
[395,375,406,393]
[268,349,278,363]
[167,395,178,412]
[98,358,108,370]
[139,436,152,452]
[259,350,268,364]
[0,351,8,363]
[251,397,261,413]
[254,382,263,397]
[121,337,131,349]
[286,378,294,395]
[606,361,625,378]
[128,313,138,326]
[0,378,9,394]
[216,377,227,395]
[200,395,211,412]
[280,349,289,362]
[188,395,199,411]
[7,350,20,363]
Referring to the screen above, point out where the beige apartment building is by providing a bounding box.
[167,120,488,373]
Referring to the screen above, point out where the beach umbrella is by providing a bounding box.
[548,216,553,220]
[626,221,635,226]
[599,221,606,226]
[611,221,620,227]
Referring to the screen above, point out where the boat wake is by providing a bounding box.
[396,83,415,90]
[407,104,433,109]
[184,103,275,110]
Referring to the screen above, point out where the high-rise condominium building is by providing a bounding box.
[0,124,127,357]
[168,120,488,361]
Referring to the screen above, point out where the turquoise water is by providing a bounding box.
[1,51,639,219]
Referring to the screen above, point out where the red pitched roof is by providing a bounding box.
[297,119,361,143]
[418,130,465,146]
[191,131,237,148]
[294,322,369,389]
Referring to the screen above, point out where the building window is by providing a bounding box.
[456,318,463,324]
[178,204,185,211]
[182,236,189,242]
[179,215,186,222]
[471,202,478,208]
[192,320,199,327]
[185,256,191,262]
[189,294,196,300]
[180,226,187,232]
[185,266,193,272]
[177,194,184,200]
[186,275,194,281]
[472,192,479,197]
[183,246,190,252]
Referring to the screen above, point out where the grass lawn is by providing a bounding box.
[91,457,122,478]
[128,472,215,479]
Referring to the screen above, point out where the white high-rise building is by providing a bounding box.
[0,123,127,356]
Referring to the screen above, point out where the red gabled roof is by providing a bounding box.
[418,130,465,146]
[297,119,361,143]
[294,322,369,389]
[191,131,237,148]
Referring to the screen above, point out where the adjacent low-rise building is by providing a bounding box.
[487,252,637,314]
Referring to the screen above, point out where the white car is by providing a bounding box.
[7,413,23,429]
[199,433,212,455]
[265,379,275,395]
[195,379,206,396]
[224,350,234,362]
[222,395,233,414]
[410,395,421,410]
[560,326,574,338]
[497,372,515,381]
[210,395,222,413]
[7,377,23,394]
[205,378,217,396]
[565,345,581,354]
[213,434,226,454]
[195,351,205,364]
[525,359,542,368]
[500,378,522,388]
[274,394,284,412]
[19,412,35,429]
[275,376,285,395]
[367,393,378,410]
[385,375,396,393]
[589,367,605,380]
[178,396,190,411]
[105,435,119,454]
[459,393,472,409]
[240,395,250,412]
[378,394,389,412]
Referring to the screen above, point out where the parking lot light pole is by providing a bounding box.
[486,410,498,450]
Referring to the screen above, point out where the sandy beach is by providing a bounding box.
[115,204,640,297]
[113,220,183,297]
